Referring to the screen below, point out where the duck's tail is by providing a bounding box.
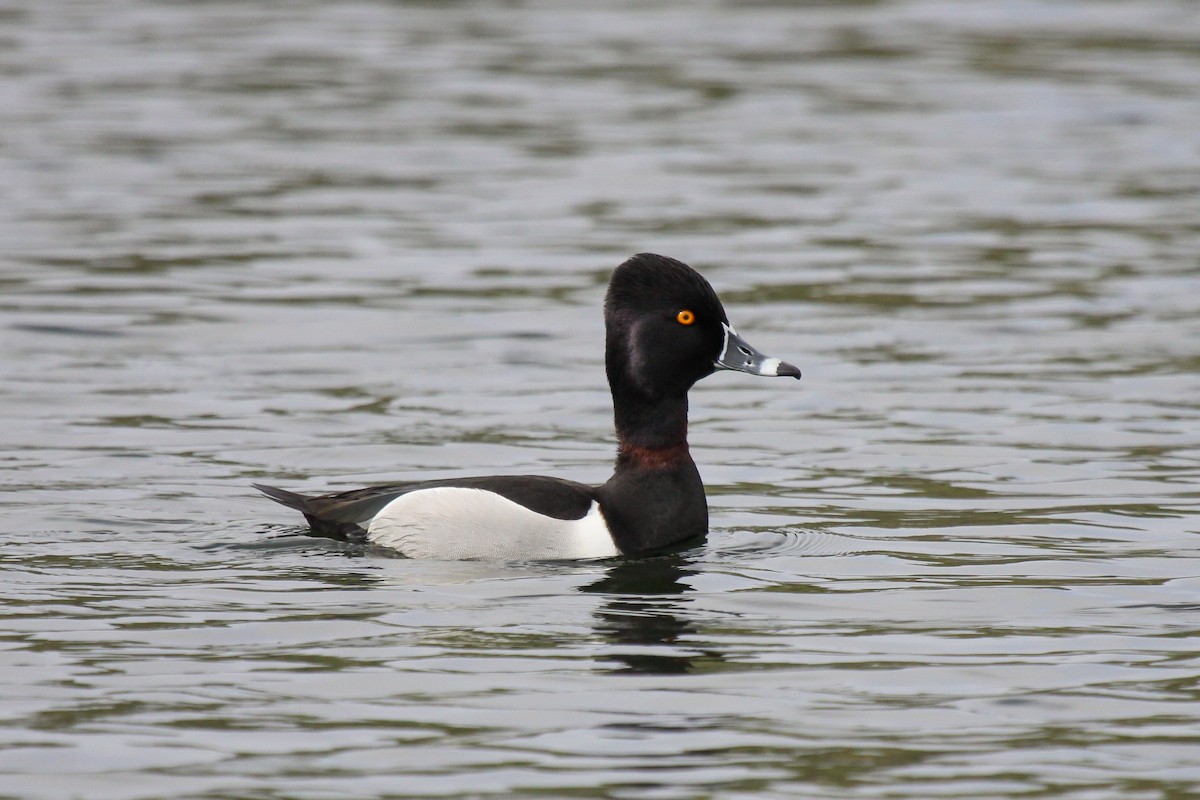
[253,483,331,536]
[252,483,371,541]
[252,483,311,512]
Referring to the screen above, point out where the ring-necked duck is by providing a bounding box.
[255,253,799,559]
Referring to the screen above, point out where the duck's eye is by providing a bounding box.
[676,309,696,326]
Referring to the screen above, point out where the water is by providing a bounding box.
[3,0,1200,797]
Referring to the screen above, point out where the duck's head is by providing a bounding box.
[604,253,801,399]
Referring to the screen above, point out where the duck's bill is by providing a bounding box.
[715,323,801,379]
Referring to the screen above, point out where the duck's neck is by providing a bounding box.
[602,389,707,555]
[612,390,689,452]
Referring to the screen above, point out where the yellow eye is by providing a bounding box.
[676,309,696,326]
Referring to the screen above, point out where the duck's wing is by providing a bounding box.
[253,476,597,541]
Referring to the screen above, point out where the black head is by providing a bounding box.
[605,254,731,398]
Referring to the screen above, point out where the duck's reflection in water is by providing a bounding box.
[580,553,724,675]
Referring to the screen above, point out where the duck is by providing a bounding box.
[254,253,800,560]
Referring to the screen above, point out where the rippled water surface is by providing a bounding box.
[3,1,1200,797]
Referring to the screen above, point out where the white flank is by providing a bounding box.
[366,487,619,561]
